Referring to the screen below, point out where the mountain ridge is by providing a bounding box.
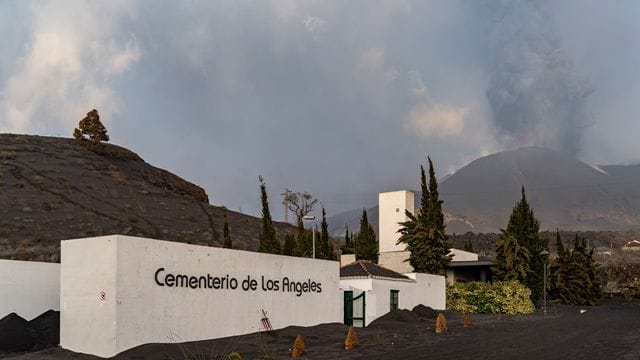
[329,146,640,236]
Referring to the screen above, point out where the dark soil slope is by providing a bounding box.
[8,300,640,360]
[0,134,295,261]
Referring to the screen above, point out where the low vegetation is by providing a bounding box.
[447,281,535,315]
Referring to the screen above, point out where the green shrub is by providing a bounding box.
[447,281,535,315]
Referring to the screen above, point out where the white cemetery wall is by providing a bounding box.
[0,259,60,320]
[60,235,341,358]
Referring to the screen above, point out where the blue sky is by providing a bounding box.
[1,1,638,219]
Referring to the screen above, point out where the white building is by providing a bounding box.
[376,189,492,285]
[338,190,447,327]
[378,190,414,273]
[339,260,445,327]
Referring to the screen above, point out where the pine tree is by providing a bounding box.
[222,212,232,249]
[355,209,378,262]
[397,158,451,275]
[493,187,548,303]
[258,176,281,254]
[283,233,296,256]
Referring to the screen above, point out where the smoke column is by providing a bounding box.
[479,0,593,156]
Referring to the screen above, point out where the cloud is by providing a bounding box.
[0,1,140,133]
[303,16,327,33]
[404,70,469,139]
[405,102,468,138]
[357,48,386,72]
[107,37,141,76]
[408,70,427,98]
[1,0,636,218]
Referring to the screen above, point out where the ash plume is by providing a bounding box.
[482,0,593,156]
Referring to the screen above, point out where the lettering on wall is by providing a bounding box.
[154,268,322,297]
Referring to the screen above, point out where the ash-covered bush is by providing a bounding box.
[447,281,535,315]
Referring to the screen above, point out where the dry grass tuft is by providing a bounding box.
[435,313,447,334]
[463,312,472,327]
[291,335,305,358]
[344,326,359,350]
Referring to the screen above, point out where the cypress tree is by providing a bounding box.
[341,226,354,255]
[463,238,474,253]
[493,234,530,281]
[355,209,378,262]
[427,157,445,233]
[294,230,313,257]
[258,176,281,254]
[327,241,336,260]
[222,212,232,249]
[319,208,330,259]
[493,187,548,303]
[397,157,451,275]
[283,233,296,256]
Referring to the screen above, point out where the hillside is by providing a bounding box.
[329,147,640,235]
[0,134,296,262]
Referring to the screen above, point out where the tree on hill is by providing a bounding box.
[258,176,281,254]
[355,209,378,262]
[73,109,109,148]
[493,187,548,303]
[222,211,232,249]
[549,232,602,305]
[397,157,451,275]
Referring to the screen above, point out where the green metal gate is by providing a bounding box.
[343,290,365,327]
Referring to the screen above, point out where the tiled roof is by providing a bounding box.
[340,260,411,280]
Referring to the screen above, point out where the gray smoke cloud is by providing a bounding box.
[481,0,593,156]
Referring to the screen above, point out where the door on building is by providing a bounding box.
[343,291,353,326]
[344,290,366,327]
[390,289,399,311]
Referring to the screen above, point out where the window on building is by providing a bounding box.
[390,290,399,311]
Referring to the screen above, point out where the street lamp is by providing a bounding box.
[539,249,550,317]
[303,215,316,259]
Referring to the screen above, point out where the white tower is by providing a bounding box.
[378,190,414,273]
